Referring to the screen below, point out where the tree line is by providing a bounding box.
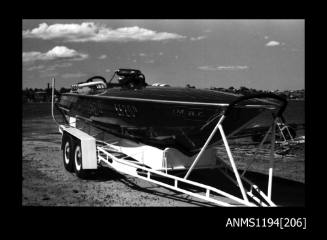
[208,86,305,100]
[22,85,304,103]
[22,87,71,103]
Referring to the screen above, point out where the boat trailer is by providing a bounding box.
[51,78,292,207]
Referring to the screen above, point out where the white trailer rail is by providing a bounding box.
[58,115,278,207]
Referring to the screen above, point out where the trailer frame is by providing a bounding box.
[51,77,290,207]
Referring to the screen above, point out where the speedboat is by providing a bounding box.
[55,69,284,156]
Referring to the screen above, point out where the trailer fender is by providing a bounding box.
[60,126,98,170]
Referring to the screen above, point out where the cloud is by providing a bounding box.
[190,36,207,41]
[139,53,146,57]
[159,52,163,56]
[105,69,111,72]
[98,54,107,59]
[23,22,186,42]
[217,66,248,70]
[265,40,281,47]
[26,65,45,71]
[61,72,87,78]
[198,65,249,71]
[23,46,88,62]
[290,48,302,52]
[26,62,72,72]
[145,59,154,64]
[198,66,216,71]
[40,71,58,77]
[42,62,73,72]
[264,36,269,40]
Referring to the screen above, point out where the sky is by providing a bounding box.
[22,19,304,91]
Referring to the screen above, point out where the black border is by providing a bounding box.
[17,7,316,232]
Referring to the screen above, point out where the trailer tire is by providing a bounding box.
[62,135,74,172]
[73,142,91,179]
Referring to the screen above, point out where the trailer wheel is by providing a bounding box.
[73,142,91,179]
[62,135,74,172]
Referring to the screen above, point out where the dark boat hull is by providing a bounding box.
[56,87,267,156]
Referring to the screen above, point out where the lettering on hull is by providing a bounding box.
[172,107,206,120]
[114,104,138,118]
[88,101,104,117]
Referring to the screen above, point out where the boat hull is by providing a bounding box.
[56,87,266,156]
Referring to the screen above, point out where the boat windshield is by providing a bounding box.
[108,69,147,89]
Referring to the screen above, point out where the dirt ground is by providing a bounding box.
[22,104,305,207]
